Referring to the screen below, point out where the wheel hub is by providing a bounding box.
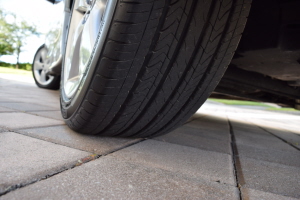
[33,47,55,85]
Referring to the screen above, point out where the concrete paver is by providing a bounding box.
[181,116,231,142]
[229,114,300,199]
[233,127,297,152]
[110,140,236,185]
[241,188,300,200]
[0,106,16,112]
[233,127,280,141]
[252,124,300,149]
[228,110,300,134]
[1,156,240,200]
[29,111,64,121]
[1,75,300,199]
[0,132,90,194]
[238,157,300,198]
[188,116,230,136]
[2,98,60,109]
[18,125,141,155]
[0,127,7,133]
[236,144,300,167]
[0,102,58,112]
[258,117,300,134]
[155,128,232,154]
[0,112,64,129]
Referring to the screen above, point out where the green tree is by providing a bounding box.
[0,9,39,68]
[13,20,39,68]
[0,10,15,56]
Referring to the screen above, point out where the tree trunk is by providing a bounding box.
[16,45,21,69]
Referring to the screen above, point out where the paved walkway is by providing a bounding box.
[0,75,300,199]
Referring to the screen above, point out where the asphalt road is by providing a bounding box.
[0,74,300,199]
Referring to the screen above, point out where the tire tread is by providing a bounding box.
[65,0,251,137]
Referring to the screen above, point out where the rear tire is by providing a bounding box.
[32,45,60,90]
[61,0,251,137]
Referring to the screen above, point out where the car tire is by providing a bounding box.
[32,45,60,90]
[61,0,251,137]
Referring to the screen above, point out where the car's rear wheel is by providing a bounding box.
[32,45,60,89]
[61,0,251,137]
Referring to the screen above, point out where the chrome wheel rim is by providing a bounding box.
[63,0,115,99]
[33,47,55,85]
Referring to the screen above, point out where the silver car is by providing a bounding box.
[32,0,300,137]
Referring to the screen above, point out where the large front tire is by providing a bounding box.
[61,0,251,137]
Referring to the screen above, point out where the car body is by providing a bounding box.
[36,0,300,110]
[32,0,299,137]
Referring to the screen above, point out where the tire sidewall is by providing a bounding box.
[60,0,117,120]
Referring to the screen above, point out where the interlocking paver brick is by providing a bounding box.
[0,97,60,109]
[181,122,231,142]
[239,157,300,198]
[29,111,64,121]
[1,75,300,199]
[188,115,229,131]
[0,113,64,129]
[0,132,90,194]
[250,117,300,135]
[0,102,58,112]
[18,125,141,155]
[241,188,299,200]
[255,126,300,149]
[0,127,7,132]
[230,120,295,147]
[236,144,300,167]
[229,120,274,138]
[233,128,279,141]
[155,126,231,154]
[1,156,240,200]
[110,140,236,185]
[0,106,16,112]
[234,129,296,152]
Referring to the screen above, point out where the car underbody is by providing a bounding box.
[211,0,300,109]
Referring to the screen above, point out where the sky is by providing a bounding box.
[0,0,63,64]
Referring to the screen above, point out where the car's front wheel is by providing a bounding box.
[60,0,251,137]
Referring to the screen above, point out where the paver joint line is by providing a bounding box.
[228,117,245,200]
[11,129,93,153]
[2,125,64,136]
[24,110,61,112]
[258,126,300,151]
[0,154,98,197]
[14,128,145,155]
[12,124,66,131]
[0,136,146,197]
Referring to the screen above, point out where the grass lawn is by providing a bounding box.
[209,98,299,112]
[0,66,32,77]
[209,98,272,107]
[266,107,298,112]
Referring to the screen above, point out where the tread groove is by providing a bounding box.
[63,0,251,137]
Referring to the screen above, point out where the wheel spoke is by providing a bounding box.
[34,61,43,70]
[64,75,82,97]
[79,0,107,74]
[40,49,47,62]
[64,18,85,84]
[76,0,90,13]
[40,70,47,83]
[33,47,55,86]
[63,0,115,98]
